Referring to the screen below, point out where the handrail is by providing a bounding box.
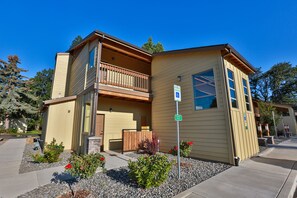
[100,62,150,93]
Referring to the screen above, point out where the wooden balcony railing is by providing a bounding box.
[99,62,150,93]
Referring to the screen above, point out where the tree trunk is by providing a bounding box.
[5,114,9,130]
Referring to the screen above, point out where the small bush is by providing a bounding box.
[128,154,172,189]
[32,138,64,163]
[65,152,105,179]
[169,141,193,157]
[137,134,159,155]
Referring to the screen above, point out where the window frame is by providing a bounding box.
[242,78,251,111]
[192,69,218,111]
[227,69,238,108]
[88,47,97,69]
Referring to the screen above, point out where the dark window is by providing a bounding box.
[89,47,96,68]
[192,69,217,110]
[227,69,238,108]
[242,78,251,111]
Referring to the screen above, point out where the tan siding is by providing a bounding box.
[44,101,75,150]
[224,60,259,161]
[69,44,89,95]
[71,95,83,152]
[51,53,70,99]
[97,97,151,151]
[152,51,232,163]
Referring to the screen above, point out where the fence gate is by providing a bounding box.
[122,129,152,153]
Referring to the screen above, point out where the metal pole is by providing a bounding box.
[272,111,277,138]
[176,101,181,179]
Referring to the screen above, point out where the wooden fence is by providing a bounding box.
[122,129,152,153]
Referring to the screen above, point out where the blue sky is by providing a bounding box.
[0,0,297,77]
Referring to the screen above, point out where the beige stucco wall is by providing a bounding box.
[97,97,151,151]
[277,107,297,135]
[224,60,259,161]
[151,51,233,163]
[44,101,75,150]
[51,53,70,99]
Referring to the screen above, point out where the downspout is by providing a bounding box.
[90,36,104,136]
[220,48,239,165]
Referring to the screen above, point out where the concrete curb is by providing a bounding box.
[277,162,297,198]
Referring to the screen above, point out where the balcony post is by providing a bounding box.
[90,39,103,137]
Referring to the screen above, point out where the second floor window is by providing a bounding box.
[192,69,217,110]
[227,69,238,108]
[242,78,251,111]
[89,47,96,69]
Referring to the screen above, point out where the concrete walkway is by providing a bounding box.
[175,138,297,198]
[0,139,131,198]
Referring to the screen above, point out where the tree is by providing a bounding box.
[27,68,54,130]
[0,55,38,129]
[142,37,164,53]
[258,101,281,135]
[249,67,270,101]
[30,68,53,104]
[70,35,83,49]
[266,62,297,104]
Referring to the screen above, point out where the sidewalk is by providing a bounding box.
[175,138,297,198]
[0,139,131,198]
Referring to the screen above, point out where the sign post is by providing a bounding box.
[174,85,181,179]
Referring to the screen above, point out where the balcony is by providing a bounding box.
[98,62,151,101]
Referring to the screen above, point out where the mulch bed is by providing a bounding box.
[19,143,72,174]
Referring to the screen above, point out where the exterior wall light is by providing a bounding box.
[109,107,113,112]
[177,75,182,82]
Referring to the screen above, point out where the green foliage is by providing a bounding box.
[169,141,193,157]
[32,138,64,163]
[249,62,297,105]
[0,55,38,129]
[258,101,281,135]
[65,153,105,179]
[0,128,17,134]
[142,37,164,53]
[28,68,53,130]
[70,35,83,49]
[128,154,172,189]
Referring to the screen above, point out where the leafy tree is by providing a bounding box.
[266,62,297,104]
[142,37,164,53]
[70,35,83,49]
[249,62,297,105]
[249,67,270,101]
[27,68,54,130]
[0,56,38,129]
[258,101,281,135]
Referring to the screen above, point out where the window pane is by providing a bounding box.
[192,69,217,110]
[89,48,96,68]
[228,69,234,79]
[242,79,247,87]
[229,79,235,89]
[230,89,236,99]
[246,103,251,111]
[244,87,248,94]
[231,99,237,108]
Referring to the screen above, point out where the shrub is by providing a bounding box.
[169,141,193,157]
[32,138,64,163]
[65,152,105,179]
[128,154,172,189]
[137,134,159,155]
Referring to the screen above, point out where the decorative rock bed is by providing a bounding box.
[20,153,231,198]
[19,143,72,174]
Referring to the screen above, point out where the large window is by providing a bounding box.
[242,79,251,111]
[192,69,217,110]
[88,47,96,69]
[227,69,238,108]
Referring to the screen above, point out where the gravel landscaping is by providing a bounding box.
[19,143,72,174]
[20,152,231,198]
[18,183,70,198]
